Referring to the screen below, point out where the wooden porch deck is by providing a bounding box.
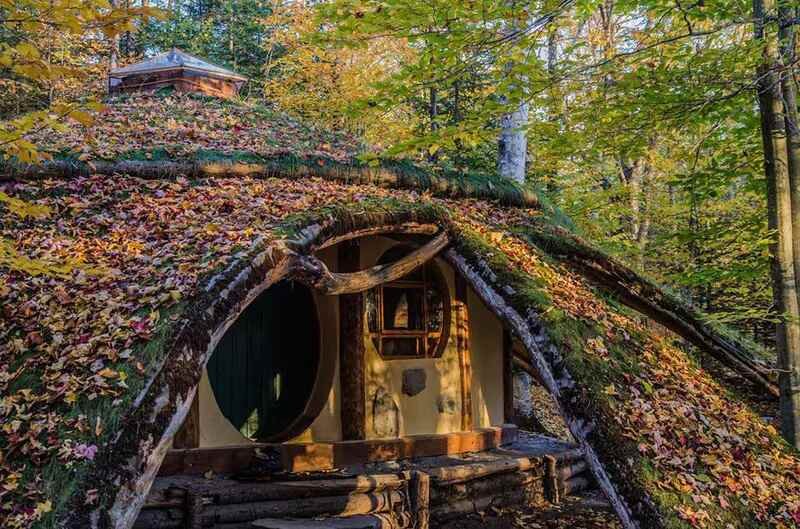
[134,432,592,529]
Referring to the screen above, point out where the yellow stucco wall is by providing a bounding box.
[361,237,463,437]
[467,287,505,428]
[196,237,505,446]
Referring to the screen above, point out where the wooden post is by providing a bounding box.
[503,329,514,424]
[339,240,366,440]
[406,470,430,529]
[184,488,204,529]
[173,391,199,449]
[455,275,473,432]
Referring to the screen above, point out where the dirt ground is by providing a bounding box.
[437,491,622,529]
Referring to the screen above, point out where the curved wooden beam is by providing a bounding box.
[290,231,450,295]
[315,223,440,251]
[522,226,779,397]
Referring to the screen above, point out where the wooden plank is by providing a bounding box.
[455,276,474,432]
[144,475,405,508]
[136,492,404,528]
[159,427,516,476]
[282,442,335,472]
[172,391,199,449]
[338,240,366,440]
[427,457,536,486]
[503,329,515,423]
[252,515,400,529]
[207,491,403,524]
[429,470,545,506]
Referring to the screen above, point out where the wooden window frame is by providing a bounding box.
[368,253,451,360]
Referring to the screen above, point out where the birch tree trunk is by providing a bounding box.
[109,0,120,70]
[498,102,529,183]
[755,0,800,448]
[497,2,528,184]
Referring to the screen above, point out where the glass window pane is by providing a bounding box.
[382,337,422,358]
[383,287,424,330]
[366,288,379,333]
[426,283,444,333]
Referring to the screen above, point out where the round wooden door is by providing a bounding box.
[207,280,322,442]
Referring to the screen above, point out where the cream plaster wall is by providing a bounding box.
[467,287,505,427]
[196,238,506,446]
[361,237,463,438]
[198,369,251,446]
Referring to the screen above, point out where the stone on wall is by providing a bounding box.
[402,369,427,397]
[437,395,457,415]
[372,388,399,437]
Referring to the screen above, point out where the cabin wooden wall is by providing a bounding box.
[110,70,240,98]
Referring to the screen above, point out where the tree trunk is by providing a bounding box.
[289,232,449,295]
[429,86,439,162]
[338,240,366,440]
[497,2,528,184]
[109,0,120,69]
[779,2,800,288]
[755,0,800,448]
[498,101,529,183]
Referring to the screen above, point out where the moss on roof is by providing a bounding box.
[9,93,544,210]
[0,95,798,529]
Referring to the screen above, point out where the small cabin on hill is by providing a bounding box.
[108,48,247,98]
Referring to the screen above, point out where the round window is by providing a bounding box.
[366,245,451,359]
[206,280,321,441]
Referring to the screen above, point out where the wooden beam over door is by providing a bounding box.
[291,232,450,295]
[503,329,515,424]
[455,275,473,432]
[338,240,366,440]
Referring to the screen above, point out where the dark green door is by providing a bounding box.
[207,280,320,441]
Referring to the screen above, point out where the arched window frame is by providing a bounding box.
[367,246,451,359]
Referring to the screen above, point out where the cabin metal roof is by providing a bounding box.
[109,48,247,81]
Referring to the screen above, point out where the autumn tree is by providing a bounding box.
[314,0,563,167]
[261,1,419,146]
[1,0,157,162]
[752,0,800,448]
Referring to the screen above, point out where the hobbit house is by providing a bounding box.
[1,92,799,529]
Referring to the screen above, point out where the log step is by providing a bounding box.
[251,514,399,529]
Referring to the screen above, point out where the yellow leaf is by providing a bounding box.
[97,368,117,379]
[0,192,50,219]
[70,110,94,127]
[34,500,52,516]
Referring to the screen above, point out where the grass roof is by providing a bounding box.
[0,94,798,529]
